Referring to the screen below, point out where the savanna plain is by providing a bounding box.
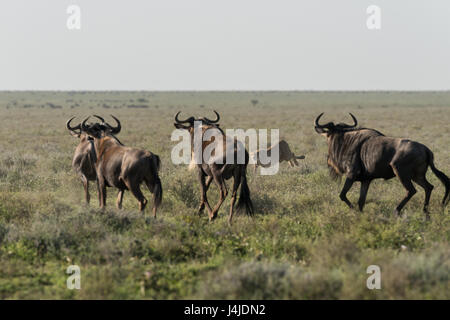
[0,91,449,299]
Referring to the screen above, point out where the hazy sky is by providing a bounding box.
[1,0,449,90]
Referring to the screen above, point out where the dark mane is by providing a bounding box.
[327,127,384,178]
[333,126,385,136]
[109,134,124,146]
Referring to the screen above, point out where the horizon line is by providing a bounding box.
[1,90,450,93]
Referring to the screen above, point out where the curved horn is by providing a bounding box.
[93,115,105,123]
[203,110,220,123]
[314,112,325,127]
[81,116,91,131]
[106,115,121,134]
[174,111,194,124]
[66,117,81,131]
[348,113,358,127]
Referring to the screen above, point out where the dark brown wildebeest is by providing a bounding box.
[81,115,162,217]
[66,117,98,204]
[174,111,253,224]
[315,113,449,219]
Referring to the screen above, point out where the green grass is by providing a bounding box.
[0,91,449,299]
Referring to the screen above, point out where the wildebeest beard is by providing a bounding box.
[327,127,385,180]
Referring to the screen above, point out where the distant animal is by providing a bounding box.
[81,115,162,217]
[66,117,98,204]
[314,113,449,219]
[174,111,253,224]
[250,139,305,172]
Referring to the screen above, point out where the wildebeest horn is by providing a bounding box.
[314,112,325,128]
[93,115,105,123]
[203,110,220,124]
[106,115,121,134]
[175,111,195,124]
[81,116,91,131]
[348,113,358,127]
[66,117,81,131]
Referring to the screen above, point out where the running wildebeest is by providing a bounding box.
[250,139,305,173]
[66,117,98,204]
[81,115,162,217]
[174,111,253,224]
[314,113,449,219]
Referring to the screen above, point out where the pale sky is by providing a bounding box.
[1,0,449,90]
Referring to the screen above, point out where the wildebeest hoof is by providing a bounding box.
[395,211,408,221]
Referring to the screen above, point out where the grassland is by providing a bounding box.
[0,91,448,299]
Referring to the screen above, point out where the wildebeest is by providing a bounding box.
[174,111,253,224]
[66,117,98,204]
[250,139,305,173]
[81,115,162,217]
[314,113,449,219]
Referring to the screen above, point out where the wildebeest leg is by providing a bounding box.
[116,189,124,209]
[98,177,107,210]
[412,175,433,220]
[210,172,228,221]
[144,178,162,219]
[81,175,90,204]
[96,179,101,207]
[228,170,241,225]
[340,178,354,209]
[125,180,148,212]
[392,166,417,216]
[292,158,299,166]
[202,176,214,212]
[358,180,372,211]
[205,175,213,189]
[288,160,294,167]
[197,171,213,216]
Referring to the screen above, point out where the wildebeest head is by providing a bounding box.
[81,115,121,139]
[66,116,95,142]
[173,110,221,132]
[174,110,224,170]
[314,112,358,137]
[67,116,83,138]
[314,112,360,180]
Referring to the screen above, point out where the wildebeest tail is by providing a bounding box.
[153,175,163,209]
[153,154,161,172]
[148,155,163,210]
[295,155,305,159]
[427,149,450,206]
[236,167,254,216]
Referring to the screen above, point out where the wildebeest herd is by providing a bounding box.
[67,115,162,218]
[67,112,449,223]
